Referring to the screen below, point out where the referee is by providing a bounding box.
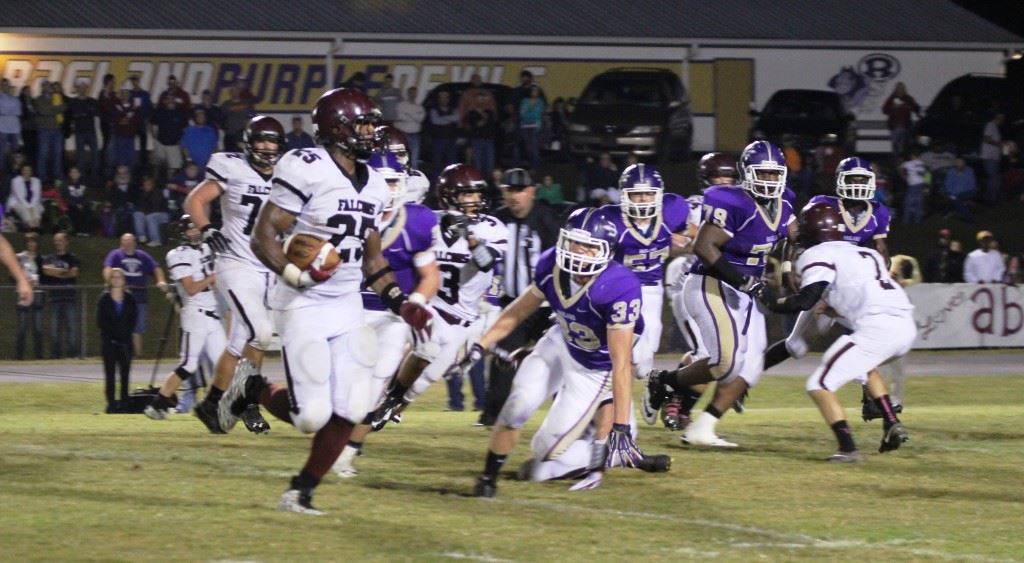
[479,168,561,426]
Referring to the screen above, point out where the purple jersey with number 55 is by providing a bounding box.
[806,195,890,247]
[533,248,644,370]
[691,185,794,280]
[600,193,689,286]
[362,203,439,311]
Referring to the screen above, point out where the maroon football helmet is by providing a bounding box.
[797,203,845,247]
[242,115,285,168]
[697,152,739,189]
[312,88,381,158]
[437,163,488,214]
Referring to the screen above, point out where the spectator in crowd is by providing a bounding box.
[284,116,314,151]
[920,140,956,182]
[34,81,66,184]
[518,85,545,171]
[107,88,140,173]
[924,228,965,283]
[131,176,170,246]
[889,254,922,288]
[782,135,810,200]
[97,267,137,413]
[979,112,1004,204]
[395,86,425,168]
[882,82,921,159]
[583,152,619,202]
[871,162,893,207]
[18,85,37,167]
[374,73,403,125]
[128,75,153,168]
[341,71,368,92]
[0,79,22,166]
[942,157,976,222]
[40,231,80,358]
[157,75,189,112]
[428,90,459,174]
[4,150,25,184]
[181,110,218,171]
[546,97,570,159]
[98,74,117,156]
[964,230,1006,283]
[463,90,498,177]
[195,89,224,130]
[481,167,561,426]
[220,83,253,152]
[103,165,134,235]
[1004,140,1024,202]
[149,93,189,182]
[499,102,519,167]
[899,149,927,224]
[166,160,201,214]
[103,233,167,354]
[535,173,564,205]
[458,74,497,122]
[512,70,546,107]
[8,164,43,230]
[63,166,93,235]
[66,81,100,181]
[14,232,43,360]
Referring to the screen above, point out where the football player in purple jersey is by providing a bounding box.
[597,163,692,396]
[644,141,797,448]
[459,208,670,498]
[331,150,442,478]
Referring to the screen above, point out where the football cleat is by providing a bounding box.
[879,423,909,453]
[827,450,864,463]
[681,430,738,448]
[219,359,261,431]
[568,471,603,491]
[193,399,226,434]
[733,389,748,414]
[660,396,682,430]
[641,370,669,425]
[636,454,672,473]
[143,404,168,420]
[370,395,407,432]
[278,489,324,516]
[473,476,497,498]
[241,404,270,434]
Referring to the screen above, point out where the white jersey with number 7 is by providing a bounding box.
[796,241,913,323]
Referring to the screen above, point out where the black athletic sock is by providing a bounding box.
[678,387,704,416]
[704,404,724,419]
[482,450,507,480]
[873,395,901,430]
[831,420,857,452]
[388,380,409,401]
[349,440,363,452]
[764,340,792,370]
[206,387,224,404]
[290,470,320,493]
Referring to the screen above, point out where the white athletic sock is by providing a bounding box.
[690,411,719,435]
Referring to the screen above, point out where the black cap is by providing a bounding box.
[501,168,533,188]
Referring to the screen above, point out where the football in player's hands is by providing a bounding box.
[284,233,341,281]
[399,301,433,339]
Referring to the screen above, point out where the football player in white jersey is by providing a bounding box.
[143,216,226,419]
[378,125,431,204]
[760,204,912,462]
[366,163,507,429]
[224,88,432,515]
[184,115,284,434]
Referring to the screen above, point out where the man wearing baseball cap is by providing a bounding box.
[963,230,1005,283]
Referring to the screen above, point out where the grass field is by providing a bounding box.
[1,372,1022,562]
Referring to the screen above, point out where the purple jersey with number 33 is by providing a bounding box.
[362,203,438,311]
[600,193,689,286]
[533,248,644,370]
[691,185,794,280]
[806,195,890,247]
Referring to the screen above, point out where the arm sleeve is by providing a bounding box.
[772,281,829,313]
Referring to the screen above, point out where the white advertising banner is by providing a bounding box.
[908,284,1024,349]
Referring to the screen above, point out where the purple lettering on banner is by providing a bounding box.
[971,287,994,335]
[918,290,964,341]
[364,64,388,93]
[272,64,301,105]
[249,63,273,104]
[213,63,241,102]
[300,64,326,106]
[1002,286,1023,337]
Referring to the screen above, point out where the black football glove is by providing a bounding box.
[201,225,231,254]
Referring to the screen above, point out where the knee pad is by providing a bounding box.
[347,325,378,369]
[251,316,274,352]
[293,399,332,434]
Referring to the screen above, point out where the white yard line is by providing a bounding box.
[435,552,514,562]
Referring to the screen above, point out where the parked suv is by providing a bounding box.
[749,89,856,151]
[567,68,692,161]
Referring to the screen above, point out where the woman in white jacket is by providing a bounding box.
[8,164,42,229]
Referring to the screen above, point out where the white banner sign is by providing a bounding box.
[908,283,1024,349]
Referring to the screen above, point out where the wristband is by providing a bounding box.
[781,261,793,274]
[381,282,407,314]
[282,263,303,287]
[408,291,426,305]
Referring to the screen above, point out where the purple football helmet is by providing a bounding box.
[368,150,407,211]
[835,156,876,201]
[738,140,787,199]
[618,163,665,219]
[557,207,619,276]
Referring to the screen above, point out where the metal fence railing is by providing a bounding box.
[0,284,178,360]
